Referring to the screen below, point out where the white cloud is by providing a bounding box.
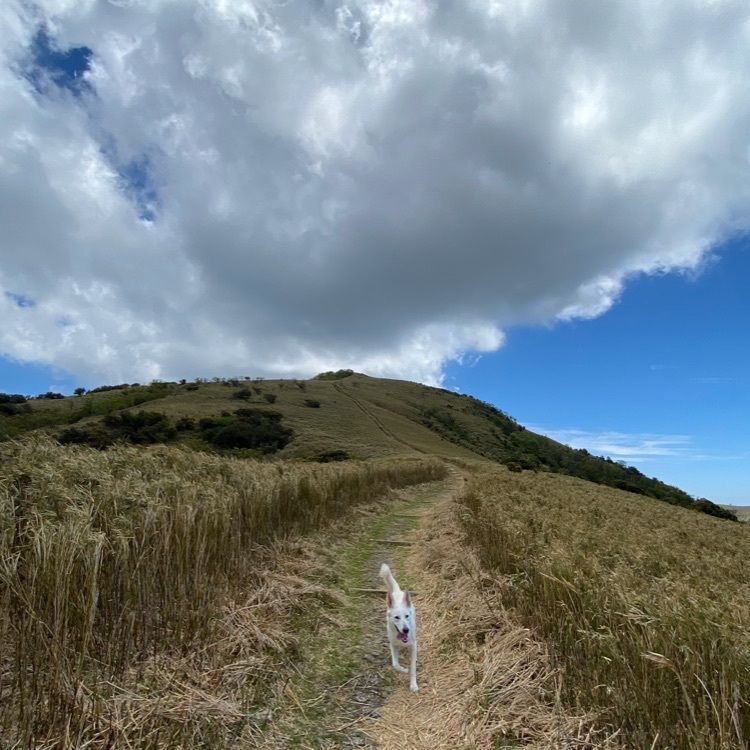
[532,427,748,464]
[2,0,750,386]
[532,427,694,461]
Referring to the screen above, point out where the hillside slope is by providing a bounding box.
[0,371,734,519]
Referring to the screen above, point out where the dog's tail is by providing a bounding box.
[379,563,401,594]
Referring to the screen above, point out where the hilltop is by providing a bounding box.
[0,370,735,520]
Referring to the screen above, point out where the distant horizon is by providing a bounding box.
[2,365,747,508]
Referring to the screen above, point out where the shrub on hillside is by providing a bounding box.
[316,450,350,462]
[695,498,738,521]
[263,393,278,404]
[103,412,176,444]
[37,391,65,400]
[199,416,227,431]
[304,399,321,408]
[175,417,196,431]
[201,408,292,452]
[59,412,177,449]
[0,393,28,404]
[313,369,354,380]
[0,402,32,417]
[233,388,252,400]
[613,479,647,495]
[89,384,131,394]
[58,425,114,449]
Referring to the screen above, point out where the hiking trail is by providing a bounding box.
[255,473,460,748]
[257,469,593,749]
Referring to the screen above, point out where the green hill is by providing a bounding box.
[0,371,735,520]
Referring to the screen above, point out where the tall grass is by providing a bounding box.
[458,465,750,749]
[0,437,445,745]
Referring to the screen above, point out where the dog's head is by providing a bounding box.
[386,591,413,644]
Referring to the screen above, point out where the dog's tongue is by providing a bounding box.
[397,631,408,643]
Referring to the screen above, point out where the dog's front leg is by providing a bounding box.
[409,642,418,692]
[390,643,407,673]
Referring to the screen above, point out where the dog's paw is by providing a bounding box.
[410,683,419,693]
[393,664,408,673]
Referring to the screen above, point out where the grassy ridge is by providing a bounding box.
[458,463,750,748]
[0,382,173,438]
[0,437,445,745]
[0,375,733,518]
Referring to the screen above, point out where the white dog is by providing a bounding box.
[379,563,418,692]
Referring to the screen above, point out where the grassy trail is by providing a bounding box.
[258,476,459,748]
[331,382,427,455]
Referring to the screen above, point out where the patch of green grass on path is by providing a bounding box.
[263,479,450,748]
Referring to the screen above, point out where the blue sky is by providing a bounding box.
[445,240,749,505]
[3,4,750,508]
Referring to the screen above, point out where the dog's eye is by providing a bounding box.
[394,616,400,620]
[405,614,409,618]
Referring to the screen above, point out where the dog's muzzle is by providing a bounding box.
[397,628,409,643]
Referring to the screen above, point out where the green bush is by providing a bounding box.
[0,403,31,417]
[59,412,177,449]
[58,425,114,449]
[304,399,321,408]
[263,393,278,404]
[201,408,292,453]
[695,498,738,521]
[316,450,350,462]
[0,393,27,404]
[89,384,130,394]
[313,370,354,380]
[102,412,177,445]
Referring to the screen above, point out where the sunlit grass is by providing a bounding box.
[458,464,750,749]
[0,436,445,745]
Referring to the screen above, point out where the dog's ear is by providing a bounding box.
[403,590,411,606]
[386,592,393,608]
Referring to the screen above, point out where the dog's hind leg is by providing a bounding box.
[390,643,408,673]
[409,642,418,692]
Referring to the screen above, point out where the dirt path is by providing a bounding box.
[257,470,600,750]
[331,383,427,455]
[256,475,460,748]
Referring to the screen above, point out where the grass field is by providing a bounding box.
[458,462,750,749]
[0,436,445,747]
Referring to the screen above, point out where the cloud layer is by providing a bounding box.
[2,0,750,385]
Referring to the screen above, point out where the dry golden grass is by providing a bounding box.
[459,464,750,749]
[0,436,445,747]
[370,482,617,750]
